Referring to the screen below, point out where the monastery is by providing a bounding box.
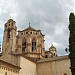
[0,19,71,75]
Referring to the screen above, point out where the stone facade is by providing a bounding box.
[19,56,36,75]
[2,19,17,54]
[0,19,72,75]
[0,59,20,75]
[0,55,72,75]
[17,25,45,58]
[2,19,57,59]
[37,56,71,75]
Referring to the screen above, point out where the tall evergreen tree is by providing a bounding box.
[69,13,75,75]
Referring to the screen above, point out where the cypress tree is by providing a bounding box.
[69,13,75,75]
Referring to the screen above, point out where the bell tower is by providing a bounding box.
[2,19,17,54]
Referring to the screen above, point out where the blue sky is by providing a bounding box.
[0,28,3,43]
[0,0,74,55]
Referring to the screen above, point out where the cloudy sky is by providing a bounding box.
[0,0,74,55]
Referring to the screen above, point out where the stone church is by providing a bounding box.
[0,19,71,75]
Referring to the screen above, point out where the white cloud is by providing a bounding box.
[0,0,74,55]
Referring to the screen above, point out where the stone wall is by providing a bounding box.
[0,60,20,75]
[37,56,71,75]
[19,56,37,75]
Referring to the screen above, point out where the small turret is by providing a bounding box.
[49,44,57,57]
[45,44,57,58]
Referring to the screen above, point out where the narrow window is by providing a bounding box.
[36,32,37,35]
[21,33,23,35]
[22,38,26,53]
[7,28,10,38]
[12,22,13,25]
[5,72,7,75]
[54,53,55,56]
[45,55,48,58]
[9,24,10,26]
[32,38,36,52]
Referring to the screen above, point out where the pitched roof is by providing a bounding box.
[36,55,69,63]
[18,25,40,32]
[0,54,21,69]
[0,59,21,69]
[25,25,37,31]
[20,54,40,63]
[49,44,56,50]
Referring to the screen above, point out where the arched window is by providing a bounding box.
[22,38,26,53]
[54,53,55,56]
[45,55,48,58]
[7,28,10,38]
[32,38,36,52]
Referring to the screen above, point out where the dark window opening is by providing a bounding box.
[26,32,28,34]
[22,39,26,53]
[9,24,10,26]
[36,32,37,35]
[54,53,55,56]
[32,39,36,52]
[5,72,7,75]
[7,28,10,38]
[45,55,48,58]
[64,73,67,75]
[21,33,23,35]
[12,22,13,25]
